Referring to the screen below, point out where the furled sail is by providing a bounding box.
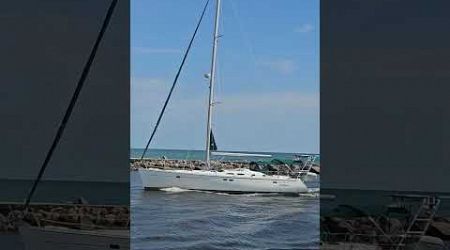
[210,130,218,151]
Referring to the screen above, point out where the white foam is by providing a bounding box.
[193,190,271,197]
[160,187,191,193]
[300,193,320,198]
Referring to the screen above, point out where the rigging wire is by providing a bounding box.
[214,0,225,132]
[218,1,228,142]
[229,0,256,61]
[229,0,258,84]
[219,0,225,103]
[140,0,211,160]
[24,0,119,209]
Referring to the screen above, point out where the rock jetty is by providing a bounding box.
[130,158,320,176]
[321,215,450,247]
[131,159,245,170]
[0,203,129,232]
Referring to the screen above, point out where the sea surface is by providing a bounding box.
[131,149,320,250]
[0,179,129,204]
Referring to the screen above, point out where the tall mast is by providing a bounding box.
[205,0,221,169]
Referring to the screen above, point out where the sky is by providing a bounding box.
[131,0,319,153]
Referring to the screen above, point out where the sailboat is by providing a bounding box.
[138,0,308,194]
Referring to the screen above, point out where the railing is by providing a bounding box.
[321,232,422,250]
[134,157,319,179]
[322,195,442,250]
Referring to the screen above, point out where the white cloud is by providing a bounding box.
[294,24,315,33]
[130,75,319,152]
[131,77,167,97]
[131,77,165,86]
[216,92,318,113]
[258,59,298,75]
[130,84,319,152]
[131,77,169,111]
[213,91,319,153]
[132,47,181,54]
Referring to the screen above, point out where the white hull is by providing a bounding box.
[19,224,129,250]
[301,172,320,189]
[139,168,308,193]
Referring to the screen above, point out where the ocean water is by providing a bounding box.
[131,148,320,250]
[131,172,319,250]
[0,179,129,205]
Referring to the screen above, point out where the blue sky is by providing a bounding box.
[131,0,319,153]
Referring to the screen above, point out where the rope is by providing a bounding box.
[24,0,119,210]
[140,0,210,160]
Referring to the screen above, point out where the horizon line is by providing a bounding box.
[130,147,320,155]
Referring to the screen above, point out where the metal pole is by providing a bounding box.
[205,0,221,169]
